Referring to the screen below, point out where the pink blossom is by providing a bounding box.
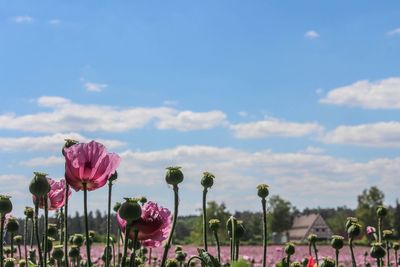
[117,201,172,248]
[63,141,120,191]
[366,226,376,235]
[32,178,71,210]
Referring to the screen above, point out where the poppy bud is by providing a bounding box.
[68,245,80,259]
[0,195,13,215]
[284,242,295,256]
[73,234,84,247]
[52,245,64,260]
[320,257,335,267]
[209,219,221,232]
[376,206,387,217]
[165,167,184,186]
[139,196,147,205]
[347,223,361,238]
[291,262,301,267]
[4,258,16,267]
[47,224,58,238]
[175,251,187,262]
[89,230,96,238]
[109,171,118,182]
[307,234,317,244]
[174,245,183,252]
[113,202,121,212]
[18,260,26,267]
[141,247,148,254]
[24,207,34,219]
[370,242,386,259]
[382,229,393,240]
[6,217,19,233]
[345,217,358,230]
[330,235,344,250]
[118,198,142,222]
[13,235,22,246]
[46,237,54,252]
[29,172,51,198]
[29,249,36,263]
[62,139,78,156]
[166,259,179,267]
[201,172,215,189]
[257,184,269,199]
[102,246,112,262]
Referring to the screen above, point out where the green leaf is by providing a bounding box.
[197,248,221,267]
[28,261,38,267]
[231,260,250,267]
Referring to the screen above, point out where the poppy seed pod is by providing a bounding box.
[166,259,179,267]
[23,207,34,219]
[347,223,361,238]
[62,139,79,156]
[18,260,26,267]
[46,237,54,252]
[13,235,22,245]
[47,224,58,238]
[73,234,84,247]
[52,245,64,260]
[139,196,147,205]
[345,217,358,230]
[29,172,51,198]
[68,245,80,259]
[331,235,344,250]
[175,251,187,262]
[285,243,295,256]
[89,230,96,238]
[4,258,16,267]
[118,198,142,222]
[320,258,335,267]
[6,217,19,233]
[291,262,301,267]
[175,245,183,252]
[382,229,393,240]
[113,202,121,213]
[201,172,215,188]
[209,219,221,232]
[257,184,269,199]
[0,195,12,215]
[165,167,184,186]
[142,247,148,254]
[370,242,386,259]
[308,234,317,243]
[376,206,388,217]
[109,171,118,182]
[393,242,399,251]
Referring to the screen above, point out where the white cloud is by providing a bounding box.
[0,96,227,133]
[238,111,248,117]
[163,100,178,106]
[0,133,125,152]
[303,146,325,154]
[48,19,61,25]
[387,28,400,36]
[322,121,400,147]
[12,16,34,23]
[230,118,323,139]
[22,156,64,167]
[84,82,108,92]
[320,77,400,109]
[305,30,319,39]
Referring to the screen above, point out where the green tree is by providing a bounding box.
[268,195,293,233]
[355,186,385,230]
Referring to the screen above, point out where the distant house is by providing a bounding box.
[288,213,332,242]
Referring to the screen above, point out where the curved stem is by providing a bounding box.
[83,184,91,267]
[0,216,4,267]
[261,198,267,267]
[106,181,113,267]
[160,185,179,267]
[121,223,130,267]
[64,184,69,267]
[313,243,319,266]
[129,229,138,267]
[34,198,43,267]
[349,238,356,267]
[187,256,206,267]
[335,249,339,267]
[202,188,208,251]
[44,196,48,267]
[213,231,221,263]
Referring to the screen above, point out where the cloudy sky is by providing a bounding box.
[1,1,400,217]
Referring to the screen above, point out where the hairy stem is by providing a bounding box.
[64,184,69,267]
[261,198,267,267]
[202,188,208,251]
[83,184,91,267]
[213,231,221,263]
[335,249,339,267]
[349,238,356,267]
[129,229,138,267]
[34,198,43,267]
[0,216,4,267]
[106,180,113,267]
[44,197,48,267]
[121,224,130,267]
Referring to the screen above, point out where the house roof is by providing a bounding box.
[288,213,332,241]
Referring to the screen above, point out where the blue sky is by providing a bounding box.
[1,1,400,216]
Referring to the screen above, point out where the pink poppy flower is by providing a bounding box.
[63,141,121,191]
[117,201,172,248]
[32,178,71,210]
[366,226,376,235]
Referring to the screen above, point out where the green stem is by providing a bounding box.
[349,238,356,267]
[64,184,69,267]
[83,184,91,267]
[387,240,390,267]
[11,233,14,259]
[106,180,113,267]
[235,239,240,261]
[0,216,4,267]
[378,217,382,242]
[59,208,64,243]
[112,240,116,267]
[187,256,206,266]
[213,231,221,263]
[44,196,48,267]
[148,248,152,266]
[34,198,44,267]
[230,238,233,263]
[30,218,34,249]
[313,243,319,266]
[129,229,138,267]
[121,223,130,267]
[394,250,398,267]
[17,244,21,261]
[377,258,381,267]
[335,249,339,267]
[202,188,208,252]
[286,255,291,267]
[308,244,312,257]
[160,185,179,267]
[261,198,267,267]
[231,218,236,263]
[24,217,28,264]
[117,228,121,266]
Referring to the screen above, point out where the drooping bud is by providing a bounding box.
[370,242,386,259]
[52,245,64,260]
[307,234,317,244]
[6,217,19,233]
[118,198,142,222]
[284,242,295,256]
[201,172,215,189]
[113,202,121,212]
[0,195,13,215]
[62,139,79,156]
[24,207,34,219]
[165,167,184,186]
[330,235,344,250]
[209,219,221,232]
[376,206,388,217]
[320,257,335,267]
[347,223,361,239]
[29,172,51,198]
[256,184,269,199]
[226,216,238,238]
